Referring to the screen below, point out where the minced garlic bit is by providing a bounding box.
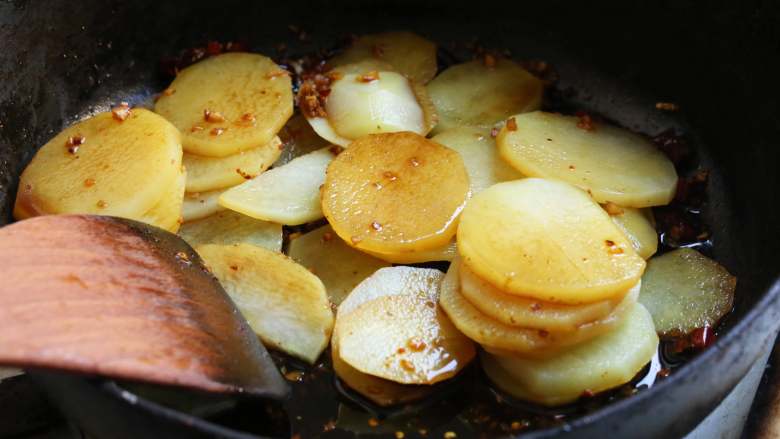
[655,102,679,111]
[235,168,253,180]
[357,71,380,83]
[210,127,226,136]
[240,112,256,123]
[83,178,96,187]
[603,202,624,216]
[266,69,290,79]
[605,239,624,254]
[204,109,226,123]
[407,338,426,351]
[399,358,415,372]
[65,135,86,154]
[111,102,132,122]
[370,221,383,232]
[191,125,205,132]
[506,117,518,131]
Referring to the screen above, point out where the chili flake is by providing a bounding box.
[357,70,380,83]
[575,111,595,131]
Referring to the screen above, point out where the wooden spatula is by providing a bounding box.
[0,215,288,399]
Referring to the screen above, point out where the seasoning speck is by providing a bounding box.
[407,338,426,351]
[191,125,204,132]
[655,102,679,111]
[96,200,108,208]
[357,71,380,83]
[370,221,383,232]
[490,127,499,137]
[236,168,253,179]
[65,135,85,154]
[603,202,624,215]
[284,370,305,382]
[399,359,415,372]
[483,53,497,68]
[409,157,421,167]
[111,102,132,121]
[575,111,595,131]
[506,117,518,131]
[368,418,380,427]
[84,178,96,187]
[204,109,226,123]
[322,232,333,242]
[323,420,336,432]
[210,127,226,136]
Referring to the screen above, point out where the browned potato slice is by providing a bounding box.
[439,262,639,356]
[139,167,186,232]
[183,136,282,192]
[14,109,182,221]
[197,243,333,364]
[638,248,736,337]
[427,59,543,133]
[182,189,226,222]
[288,225,390,305]
[335,267,475,384]
[155,53,293,157]
[274,114,329,167]
[322,132,470,254]
[362,239,457,264]
[608,206,658,259]
[497,111,678,207]
[458,261,618,332]
[457,179,646,304]
[179,210,282,251]
[328,31,437,83]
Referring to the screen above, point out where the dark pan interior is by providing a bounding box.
[1,1,780,438]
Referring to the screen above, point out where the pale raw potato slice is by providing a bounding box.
[183,136,282,192]
[362,239,457,264]
[196,243,333,364]
[155,52,293,157]
[182,189,226,222]
[432,127,524,194]
[328,31,437,83]
[274,113,330,167]
[482,302,658,406]
[458,179,646,304]
[14,109,182,221]
[338,266,444,318]
[427,59,543,133]
[497,111,678,207]
[638,248,736,337]
[607,206,658,259]
[288,225,389,305]
[220,147,336,225]
[179,210,282,251]
[458,261,619,332]
[322,132,469,254]
[138,167,186,232]
[335,269,475,385]
[439,261,638,356]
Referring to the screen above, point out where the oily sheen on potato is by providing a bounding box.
[183,136,282,192]
[607,206,658,260]
[497,111,678,208]
[178,210,282,251]
[155,53,293,157]
[197,243,334,364]
[14,109,182,224]
[322,132,470,254]
[427,59,543,133]
[457,178,646,303]
[334,267,475,385]
[481,302,658,406]
[220,147,336,225]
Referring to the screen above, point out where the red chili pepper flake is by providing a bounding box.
[357,70,380,83]
[84,178,96,187]
[490,127,499,138]
[370,221,383,232]
[96,200,108,208]
[210,127,226,136]
[506,117,518,131]
[655,102,679,111]
[205,41,223,56]
[204,109,226,123]
[605,239,624,254]
[575,111,595,131]
[238,113,256,125]
[191,125,204,132]
[329,145,344,156]
[111,102,132,122]
[65,135,86,154]
[236,168,253,179]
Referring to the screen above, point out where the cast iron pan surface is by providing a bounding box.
[1,1,780,438]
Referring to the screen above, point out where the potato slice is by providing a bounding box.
[432,127,523,194]
[274,114,329,167]
[497,111,678,207]
[608,207,658,259]
[427,59,543,133]
[458,261,618,332]
[14,109,182,221]
[219,147,336,225]
[335,267,475,385]
[183,136,282,192]
[482,302,658,406]
[330,59,395,76]
[458,179,646,303]
[322,132,469,254]
[328,31,437,84]
[288,225,390,305]
[196,243,333,364]
[362,239,457,264]
[338,266,444,318]
[439,261,638,356]
[139,167,186,232]
[179,210,282,251]
[155,52,293,157]
[182,189,226,222]
[638,248,736,337]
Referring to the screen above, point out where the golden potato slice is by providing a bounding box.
[274,114,329,167]
[14,109,182,221]
[335,267,475,385]
[338,266,443,318]
[432,127,523,194]
[219,147,336,225]
[497,111,678,207]
[197,243,333,364]
[638,248,736,337]
[482,302,658,406]
[179,210,282,251]
[322,132,469,254]
[427,59,543,133]
[182,189,226,222]
[138,167,186,232]
[458,261,619,332]
[362,239,457,264]
[458,179,646,303]
[328,31,437,83]
[183,136,282,192]
[288,225,390,305]
[608,207,658,259]
[439,261,638,356]
[155,52,293,157]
